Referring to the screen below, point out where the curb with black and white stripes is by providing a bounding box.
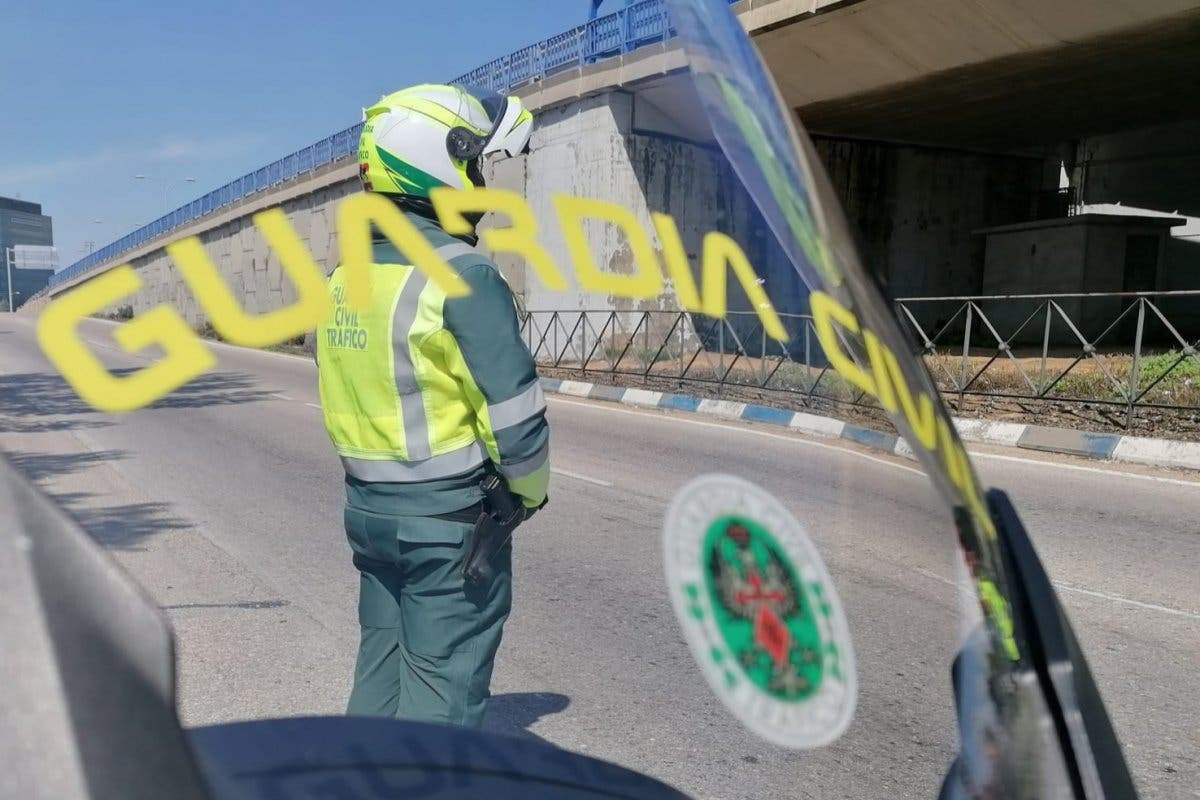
[541,378,1200,473]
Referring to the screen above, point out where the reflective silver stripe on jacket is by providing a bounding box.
[487,382,546,430]
[390,241,480,463]
[498,441,550,480]
[341,440,487,483]
[434,242,477,262]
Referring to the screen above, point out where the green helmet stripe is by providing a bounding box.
[376,145,447,196]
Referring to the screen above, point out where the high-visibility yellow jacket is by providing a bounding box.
[315,211,549,512]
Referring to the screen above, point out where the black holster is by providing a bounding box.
[461,475,542,585]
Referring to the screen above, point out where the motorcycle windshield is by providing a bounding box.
[498,0,1092,796]
[660,1,1087,797]
[9,1,1154,799]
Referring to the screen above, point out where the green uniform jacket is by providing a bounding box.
[316,210,550,518]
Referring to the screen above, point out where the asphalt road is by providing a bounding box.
[2,314,1197,800]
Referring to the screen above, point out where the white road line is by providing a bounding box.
[914,566,957,587]
[272,394,293,401]
[550,396,1199,622]
[551,467,613,487]
[970,451,1200,489]
[305,403,322,410]
[916,566,1198,621]
[1052,582,1200,621]
[547,396,927,477]
[64,325,1200,489]
[203,336,314,362]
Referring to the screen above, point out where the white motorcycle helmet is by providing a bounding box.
[357,83,533,220]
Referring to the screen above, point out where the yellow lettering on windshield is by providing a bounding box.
[810,288,1012,658]
[338,192,470,305]
[699,232,788,343]
[809,292,875,397]
[172,208,332,347]
[35,266,215,413]
[431,187,568,291]
[809,289,996,539]
[882,344,938,451]
[555,195,664,299]
[652,213,787,342]
[37,189,780,413]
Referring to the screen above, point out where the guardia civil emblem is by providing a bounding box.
[663,474,857,748]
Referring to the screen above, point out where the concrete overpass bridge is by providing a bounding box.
[29,0,1200,339]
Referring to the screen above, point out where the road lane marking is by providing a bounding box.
[551,396,1200,621]
[1052,582,1200,621]
[547,396,927,477]
[272,393,293,401]
[551,467,613,487]
[914,566,957,587]
[305,403,321,410]
[916,566,1198,621]
[198,333,313,362]
[67,324,1200,489]
[970,451,1200,489]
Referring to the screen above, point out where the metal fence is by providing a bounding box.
[455,0,700,92]
[896,290,1200,423]
[42,0,737,299]
[523,291,1200,422]
[520,308,863,405]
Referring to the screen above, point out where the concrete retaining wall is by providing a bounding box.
[813,136,1047,298]
[33,85,815,361]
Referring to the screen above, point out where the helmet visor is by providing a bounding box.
[457,84,533,158]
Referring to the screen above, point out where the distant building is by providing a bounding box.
[0,196,55,310]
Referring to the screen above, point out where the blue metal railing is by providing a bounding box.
[49,124,364,288]
[48,0,738,291]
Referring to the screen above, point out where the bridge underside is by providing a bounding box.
[730,0,1200,315]
[781,5,1200,152]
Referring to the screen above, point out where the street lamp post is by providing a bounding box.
[3,251,27,312]
[135,175,197,216]
[4,247,13,313]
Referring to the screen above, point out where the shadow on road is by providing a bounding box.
[0,370,114,433]
[3,449,126,481]
[4,449,192,551]
[481,692,571,745]
[143,370,282,410]
[46,491,192,550]
[0,369,281,433]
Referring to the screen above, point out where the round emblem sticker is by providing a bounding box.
[663,473,857,749]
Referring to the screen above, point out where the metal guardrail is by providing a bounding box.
[455,0,698,92]
[46,0,738,294]
[520,309,869,406]
[524,291,1200,423]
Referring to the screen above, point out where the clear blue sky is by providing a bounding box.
[0,1,593,269]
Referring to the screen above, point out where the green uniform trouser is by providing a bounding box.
[343,505,512,727]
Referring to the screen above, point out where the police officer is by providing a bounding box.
[315,84,549,727]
